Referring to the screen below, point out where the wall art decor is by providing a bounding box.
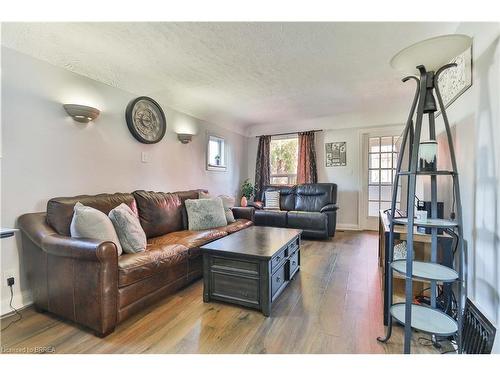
[325,141,346,167]
[436,46,472,116]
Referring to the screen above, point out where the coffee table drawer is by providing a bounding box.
[288,236,300,253]
[288,250,299,279]
[271,248,286,272]
[211,272,259,305]
[271,263,286,299]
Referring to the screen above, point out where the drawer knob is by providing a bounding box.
[276,276,281,282]
[276,256,280,262]
[292,261,296,265]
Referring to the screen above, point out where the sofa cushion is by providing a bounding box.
[294,183,336,212]
[215,218,253,234]
[254,210,287,227]
[70,202,123,256]
[47,193,137,236]
[118,243,189,287]
[133,190,184,238]
[109,203,147,254]
[200,192,236,223]
[148,228,227,250]
[287,211,327,231]
[173,189,207,229]
[185,197,227,231]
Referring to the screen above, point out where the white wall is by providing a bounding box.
[0,47,248,315]
[429,23,500,352]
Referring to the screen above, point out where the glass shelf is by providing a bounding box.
[391,260,459,282]
[393,217,458,228]
[390,303,458,336]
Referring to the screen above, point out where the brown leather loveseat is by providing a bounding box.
[18,189,253,337]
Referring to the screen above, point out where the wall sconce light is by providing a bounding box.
[63,104,100,123]
[177,133,193,144]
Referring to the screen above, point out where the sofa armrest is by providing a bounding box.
[19,212,119,262]
[320,203,339,213]
[231,206,255,222]
[18,212,118,336]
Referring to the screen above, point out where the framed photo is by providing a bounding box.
[325,142,346,167]
[436,46,473,116]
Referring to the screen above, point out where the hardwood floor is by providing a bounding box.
[0,230,447,354]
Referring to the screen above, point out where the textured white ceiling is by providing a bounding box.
[1,22,460,134]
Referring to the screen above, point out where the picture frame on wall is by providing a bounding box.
[436,46,473,116]
[325,142,346,167]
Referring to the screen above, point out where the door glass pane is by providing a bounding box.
[369,186,379,201]
[380,169,392,184]
[367,135,399,218]
[381,137,393,152]
[380,153,392,168]
[381,186,392,201]
[369,137,380,152]
[369,170,379,184]
[369,201,379,216]
[369,153,380,168]
[380,201,392,211]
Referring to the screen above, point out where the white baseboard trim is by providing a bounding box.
[336,224,361,231]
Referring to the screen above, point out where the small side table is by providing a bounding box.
[1,228,19,239]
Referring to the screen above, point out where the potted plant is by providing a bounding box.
[240,178,254,207]
[214,155,221,165]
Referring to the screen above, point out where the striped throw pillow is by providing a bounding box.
[264,191,280,210]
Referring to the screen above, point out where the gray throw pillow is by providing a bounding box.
[200,192,236,223]
[70,202,123,256]
[185,197,228,231]
[109,203,147,254]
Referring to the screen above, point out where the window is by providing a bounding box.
[270,136,298,185]
[367,136,401,216]
[207,135,226,171]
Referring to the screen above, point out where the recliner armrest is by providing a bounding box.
[231,206,255,221]
[320,203,339,213]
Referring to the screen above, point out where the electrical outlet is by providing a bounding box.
[141,151,149,163]
[3,269,16,287]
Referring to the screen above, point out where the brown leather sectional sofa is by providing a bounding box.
[18,189,254,337]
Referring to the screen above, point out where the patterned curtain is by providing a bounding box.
[254,135,271,200]
[297,131,318,184]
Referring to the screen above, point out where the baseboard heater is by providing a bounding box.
[462,298,496,354]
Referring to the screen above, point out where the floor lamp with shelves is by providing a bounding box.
[377,34,472,354]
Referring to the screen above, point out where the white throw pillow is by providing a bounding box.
[264,191,280,210]
[70,202,123,256]
[109,203,147,254]
[199,192,236,223]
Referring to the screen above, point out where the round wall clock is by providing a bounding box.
[125,96,167,144]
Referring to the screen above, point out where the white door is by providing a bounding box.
[361,133,401,230]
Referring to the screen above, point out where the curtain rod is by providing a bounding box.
[254,129,323,138]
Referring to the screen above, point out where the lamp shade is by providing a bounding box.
[390,34,472,74]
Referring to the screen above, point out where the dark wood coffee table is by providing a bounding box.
[200,226,301,316]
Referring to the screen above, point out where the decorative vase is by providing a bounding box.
[240,196,248,207]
